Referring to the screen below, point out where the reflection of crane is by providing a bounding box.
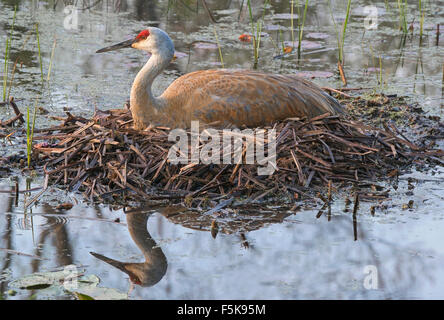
[90,211,167,287]
[96,27,344,130]
[89,203,291,287]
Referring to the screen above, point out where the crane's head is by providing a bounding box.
[90,251,167,287]
[96,27,174,59]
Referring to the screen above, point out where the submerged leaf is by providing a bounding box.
[21,283,52,290]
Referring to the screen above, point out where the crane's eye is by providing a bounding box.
[135,30,150,42]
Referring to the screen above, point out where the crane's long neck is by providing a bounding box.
[127,212,166,263]
[90,212,167,287]
[130,52,170,130]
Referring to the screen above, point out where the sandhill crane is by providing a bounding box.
[96,27,344,130]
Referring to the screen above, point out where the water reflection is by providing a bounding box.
[89,203,293,288]
[30,203,74,272]
[0,186,13,299]
[0,170,444,299]
[91,208,168,287]
[71,193,442,299]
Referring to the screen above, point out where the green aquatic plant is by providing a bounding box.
[47,38,57,82]
[2,6,17,102]
[3,41,10,102]
[26,101,37,168]
[369,45,385,93]
[213,27,224,68]
[7,33,32,101]
[419,0,424,37]
[36,23,44,85]
[290,0,295,47]
[329,0,351,84]
[246,0,269,68]
[397,0,408,33]
[279,28,285,53]
[378,55,384,91]
[339,0,351,66]
[329,0,351,64]
[295,0,309,59]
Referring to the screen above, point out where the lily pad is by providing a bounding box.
[9,265,127,300]
[284,40,323,50]
[272,13,299,20]
[306,32,329,39]
[192,42,218,49]
[9,265,85,290]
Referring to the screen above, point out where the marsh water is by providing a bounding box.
[0,0,443,299]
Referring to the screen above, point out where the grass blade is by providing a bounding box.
[27,100,38,168]
[340,0,352,65]
[2,6,17,102]
[36,23,44,85]
[213,27,224,68]
[3,38,10,102]
[47,38,57,82]
[297,0,309,59]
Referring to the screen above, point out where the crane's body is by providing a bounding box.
[97,27,344,130]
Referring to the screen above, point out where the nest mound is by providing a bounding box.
[32,99,443,205]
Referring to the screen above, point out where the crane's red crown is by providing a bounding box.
[136,30,150,41]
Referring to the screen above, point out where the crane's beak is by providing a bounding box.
[90,251,142,285]
[96,38,135,53]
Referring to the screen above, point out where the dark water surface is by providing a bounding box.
[0,0,443,299]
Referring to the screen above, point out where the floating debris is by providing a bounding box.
[210,219,219,238]
[238,34,252,42]
[402,200,414,210]
[55,202,74,211]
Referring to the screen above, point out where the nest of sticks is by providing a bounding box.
[30,102,443,206]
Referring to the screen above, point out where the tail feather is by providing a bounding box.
[320,90,345,115]
[288,75,345,117]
